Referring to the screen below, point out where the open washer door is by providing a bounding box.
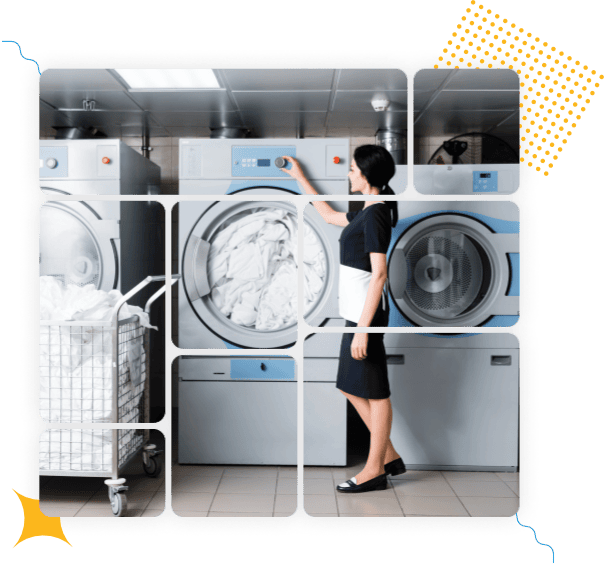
[182,192,306,348]
[303,204,341,326]
[40,199,119,292]
[388,213,518,327]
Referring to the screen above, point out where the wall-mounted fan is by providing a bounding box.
[428,132,518,165]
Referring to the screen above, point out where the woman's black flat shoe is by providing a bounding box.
[385,458,407,476]
[336,474,388,493]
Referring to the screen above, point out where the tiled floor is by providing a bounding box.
[39,436,165,518]
[172,464,297,517]
[40,467,165,518]
[304,464,519,517]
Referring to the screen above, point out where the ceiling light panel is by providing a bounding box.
[115,69,221,90]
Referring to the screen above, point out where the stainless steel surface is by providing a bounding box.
[414,69,519,144]
[376,129,407,165]
[41,69,408,138]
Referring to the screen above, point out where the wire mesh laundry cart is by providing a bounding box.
[39,275,179,516]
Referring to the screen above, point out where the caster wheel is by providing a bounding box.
[110,492,127,517]
[143,455,162,478]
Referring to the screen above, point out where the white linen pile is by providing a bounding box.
[303,222,327,314]
[39,428,141,473]
[39,276,155,423]
[207,207,326,330]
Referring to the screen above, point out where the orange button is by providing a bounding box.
[333,156,341,164]
[102,157,111,164]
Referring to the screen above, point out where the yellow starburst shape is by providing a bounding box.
[435,0,602,176]
[14,490,71,547]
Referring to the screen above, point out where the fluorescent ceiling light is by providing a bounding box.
[114,69,221,90]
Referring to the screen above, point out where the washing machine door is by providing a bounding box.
[40,200,119,292]
[303,204,341,326]
[388,214,517,327]
[182,195,302,348]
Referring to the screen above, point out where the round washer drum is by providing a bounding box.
[39,199,118,292]
[183,196,310,348]
[388,214,510,327]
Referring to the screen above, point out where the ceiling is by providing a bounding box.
[39,69,407,139]
[414,69,519,141]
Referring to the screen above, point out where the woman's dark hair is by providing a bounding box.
[353,144,398,226]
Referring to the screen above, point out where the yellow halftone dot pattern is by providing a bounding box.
[435,1,601,176]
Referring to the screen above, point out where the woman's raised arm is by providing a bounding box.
[280,156,349,227]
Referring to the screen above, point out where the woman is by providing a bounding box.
[281,145,406,494]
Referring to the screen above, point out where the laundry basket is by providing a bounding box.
[39,275,179,516]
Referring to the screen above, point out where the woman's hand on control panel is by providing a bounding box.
[280,156,306,181]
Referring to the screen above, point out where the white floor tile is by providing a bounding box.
[460,497,519,517]
[401,496,469,517]
[449,481,517,498]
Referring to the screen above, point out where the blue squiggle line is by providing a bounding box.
[2,41,41,75]
[516,514,554,563]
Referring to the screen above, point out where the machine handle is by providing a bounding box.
[491,355,512,366]
[386,355,405,364]
[388,249,407,299]
[183,235,212,301]
[144,275,181,313]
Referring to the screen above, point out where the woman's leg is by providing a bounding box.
[341,391,400,475]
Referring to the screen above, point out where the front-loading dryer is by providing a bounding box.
[177,139,350,349]
[40,197,163,307]
[179,198,301,349]
[388,202,519,327]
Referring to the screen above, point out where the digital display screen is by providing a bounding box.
[257,159,270,167]
[480,173,491,178]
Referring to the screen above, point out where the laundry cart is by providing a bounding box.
[39,275,177,516]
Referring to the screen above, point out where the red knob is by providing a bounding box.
[333,156,341,164]
[102,157,111,164]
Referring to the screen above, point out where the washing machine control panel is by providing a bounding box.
[40,147,68,177]
[473,171,498,192]
[232,146,296,177]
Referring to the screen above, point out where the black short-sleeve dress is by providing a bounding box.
[336,203,392,400]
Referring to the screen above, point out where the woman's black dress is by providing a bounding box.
[335,203,391,400]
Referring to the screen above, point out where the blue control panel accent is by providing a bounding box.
[232,146,296,178]
[40,146,68,178]
[473,171,498,192]
[226,180,303,195]
[230,358,295,381]
[507,253,520,297]
[483,315,519,327]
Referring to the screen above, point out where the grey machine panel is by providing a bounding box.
[178,360,297,465]
[388,348,519,471]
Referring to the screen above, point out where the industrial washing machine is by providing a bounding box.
[304,201,519,328]
[304,332,519,470]
[40,139,160,196]
[177,139,349,349]
[178,356,297,465]
[40,200,164,305]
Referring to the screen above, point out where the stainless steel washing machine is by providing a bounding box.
[40,139,160,196]
[387,202,519,327]
[40,200,164,308]
[177,139,349,349]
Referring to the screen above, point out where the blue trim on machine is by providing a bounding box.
[507,253,520,296]
[226,180,303,195]
[230,358,295,380]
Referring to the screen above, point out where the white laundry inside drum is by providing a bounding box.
[303,222,327,314]
[206,207,326,331]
